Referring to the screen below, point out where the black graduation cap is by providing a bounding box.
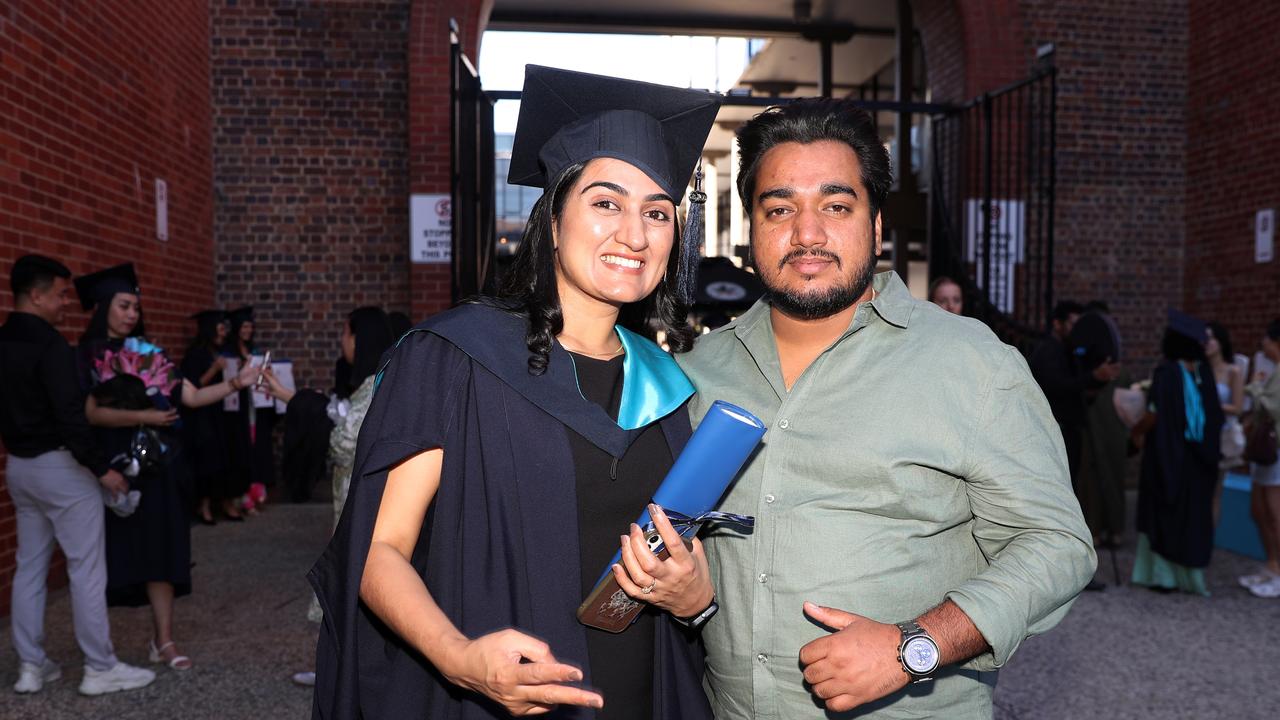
[74,263,139,311]
[508,65,721,203]
[508,65,723,304]
[1167,308,1207,344]
[192,309,227,324]
[228,306,255,327]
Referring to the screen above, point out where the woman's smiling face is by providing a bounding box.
[552,157,676,310]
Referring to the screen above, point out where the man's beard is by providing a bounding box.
[756,245,877,320]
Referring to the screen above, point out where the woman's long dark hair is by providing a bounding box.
[188,314,224,355]
[224,316,255,359]
[79,295,146,344]
[1206,320,1234,363]
[495,162,695,375]
[348,306,394,391]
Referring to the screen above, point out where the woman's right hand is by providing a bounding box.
[440,629,603,716]
[140,408,179,427]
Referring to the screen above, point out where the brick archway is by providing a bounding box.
[914,0,1030,103]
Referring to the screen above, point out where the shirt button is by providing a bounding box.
[764,494,776,504]
[758,573,769,584]
[756,653,768,664]
[778,418,790,429]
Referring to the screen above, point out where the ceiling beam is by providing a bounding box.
[486,9,892,40]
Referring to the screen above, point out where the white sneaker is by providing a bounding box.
[14,659,61,693]
[1249,577,1280,599]
[78,662,156,696]
[291,671,316,686]
[1238,568,1280,588]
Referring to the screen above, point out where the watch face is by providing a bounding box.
[904,637,939,673]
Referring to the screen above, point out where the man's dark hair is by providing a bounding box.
[735,98,892,220]
[10,254,71,298]
[1050,300,1085,324]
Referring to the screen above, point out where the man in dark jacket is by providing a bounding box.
[0,255,154,696]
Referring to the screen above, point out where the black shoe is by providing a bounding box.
[1084,579,1107,592]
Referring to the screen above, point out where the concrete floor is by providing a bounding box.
[0,503,1276,719]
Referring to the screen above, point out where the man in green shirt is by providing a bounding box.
[677,98,1096,718]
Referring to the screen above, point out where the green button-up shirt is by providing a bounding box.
[677,272,1096,719]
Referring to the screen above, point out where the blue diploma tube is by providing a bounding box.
[598,400,766,582]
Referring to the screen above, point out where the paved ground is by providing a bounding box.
[0,502,1276,719]
[0,503,326,720]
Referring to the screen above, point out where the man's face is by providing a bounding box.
[748,140,882,320]
[27,276,73,325]
[1052,313,1080,340]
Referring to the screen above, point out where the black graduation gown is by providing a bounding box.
[1136,360,1224,568]
[180,345,230,501]
[308,303,711,720]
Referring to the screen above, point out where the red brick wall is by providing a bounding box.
[211,0,415,389]
[0,1,213,615]
[1184,0,1280,353]
[916,0,1188,371]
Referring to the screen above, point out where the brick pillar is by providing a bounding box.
[407,0,489,320]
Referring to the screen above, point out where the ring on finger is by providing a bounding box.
[641,579,657,594]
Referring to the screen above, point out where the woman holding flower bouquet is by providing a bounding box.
[74,264,260,671]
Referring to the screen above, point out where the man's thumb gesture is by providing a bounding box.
[804,601,858,631]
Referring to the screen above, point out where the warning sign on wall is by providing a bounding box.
[410,194,452,264]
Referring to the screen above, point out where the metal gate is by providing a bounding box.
[929,66,1057,352]
[450,23,496,302]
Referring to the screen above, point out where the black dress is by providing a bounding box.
[224,350,276,497]
[180,345,230,503]
[566,353,670,720]
[81,339,193,607]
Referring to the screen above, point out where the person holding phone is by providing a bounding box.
[222,306,276,513]
[309,67,722,719]
[76,264,259,671]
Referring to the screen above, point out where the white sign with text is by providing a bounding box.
[411,194,452,264]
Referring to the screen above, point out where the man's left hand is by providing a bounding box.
[798,602,908,713]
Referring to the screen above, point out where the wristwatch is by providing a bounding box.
[895,620,940,683]
[673,597,719,631]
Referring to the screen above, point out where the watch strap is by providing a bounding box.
[672,597,718,630]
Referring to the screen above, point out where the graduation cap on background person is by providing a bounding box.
[74,263,139,311]
[1167,307,1208,344]
[192,309,228,324]
[507,65,723,304]
[228,306,255,327]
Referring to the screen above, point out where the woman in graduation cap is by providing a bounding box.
[310,66,721,720]
[1130,310,1225,594]
[222,305,275,513]
[75,264,260,670]
[182,310,236,523]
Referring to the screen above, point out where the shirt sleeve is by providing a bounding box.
[946,345,1097,670]
[40,337,111,478]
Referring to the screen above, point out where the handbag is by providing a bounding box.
[1220,416,1246,466]
[1244,411,1278,465]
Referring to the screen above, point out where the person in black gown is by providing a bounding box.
[76,265,258,671]
[222,306,276,513]
[181,310,237,523]
[310,67,722,719]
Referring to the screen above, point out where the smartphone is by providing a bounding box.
[256,351,272,387]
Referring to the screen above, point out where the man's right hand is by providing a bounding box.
[440,629,603,716]
[98,469,127,496]
[1092,359,1121,383]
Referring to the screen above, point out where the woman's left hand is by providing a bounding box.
[612,504,714,618]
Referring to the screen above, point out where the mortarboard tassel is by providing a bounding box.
[677,166,706,306]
